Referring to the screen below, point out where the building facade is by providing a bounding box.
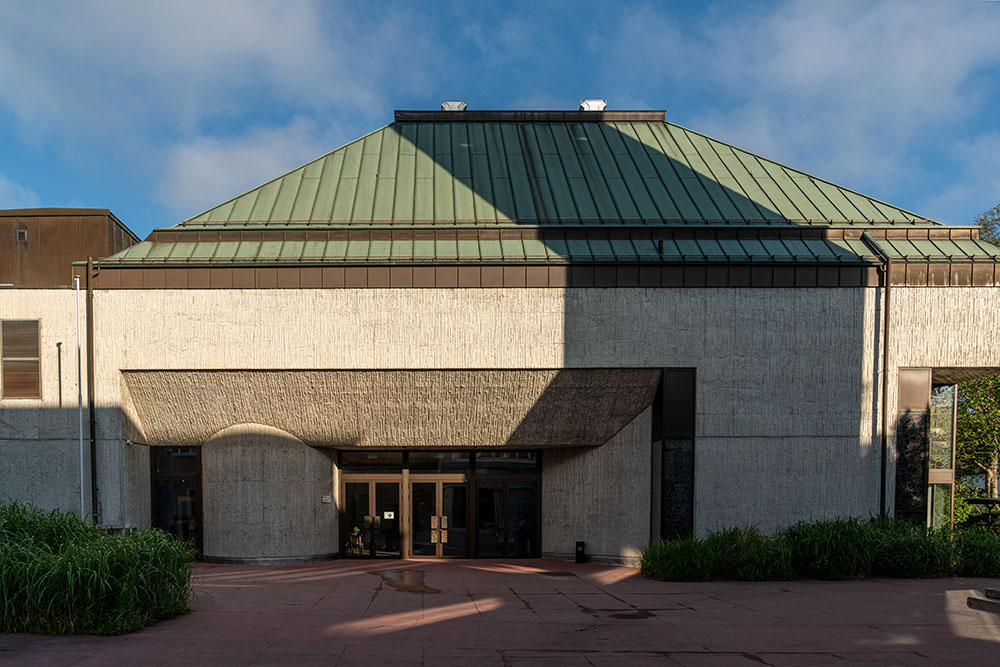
[2,109,999,565]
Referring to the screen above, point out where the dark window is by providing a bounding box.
[2,320,40,398]
[408,451,471,473]
[474,451,537,475]
[339,451,404,474]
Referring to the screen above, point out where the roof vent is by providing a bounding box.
[441,100,468,111]
[579,99,607,111]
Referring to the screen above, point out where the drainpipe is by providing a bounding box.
[75,276,85,519]
[860,233,891,517]
[86,258,98,524]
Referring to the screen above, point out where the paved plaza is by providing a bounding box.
[2,559,999,665]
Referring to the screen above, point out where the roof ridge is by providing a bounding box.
[660,119,939,225]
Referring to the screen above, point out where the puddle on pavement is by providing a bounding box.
[368,569,440,594]
[539,571,576,577]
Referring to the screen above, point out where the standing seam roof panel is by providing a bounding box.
[650,124,722,221]
[637,123,704,220]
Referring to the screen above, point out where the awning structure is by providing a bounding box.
[122,369,661,449]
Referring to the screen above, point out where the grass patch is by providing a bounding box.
[705,526,794,581]
[954,528,1000,578]
[0,501,195,635]
[641,537,714,581]
[643,516,1000,583]
[782,517,877,580]
[872,520,954,578]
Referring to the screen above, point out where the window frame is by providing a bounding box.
[1,319,42,399]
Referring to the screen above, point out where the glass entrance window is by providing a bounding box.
[344,482,371,556]
[151,447,201,552]
[375,482,400,556]
[477,482,504,556]
[411,482,436,556]
[442,482,468,557]
[154,478,198,543]
[507,482,536,557]
[476,480,537,557]
[343,481,400,558]
[340,450,538,559]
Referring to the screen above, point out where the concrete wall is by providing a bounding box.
[201,423,337,561]
[89,286,883,539]
[542,407,652,565]
[0,289,94,515]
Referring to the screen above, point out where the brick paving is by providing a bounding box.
[2,559,999,665]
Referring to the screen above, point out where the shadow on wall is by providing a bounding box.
[0,406,147,527]
[200,423,337,562]
[386,121,882,540]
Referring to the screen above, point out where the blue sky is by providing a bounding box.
[1,0,999,238]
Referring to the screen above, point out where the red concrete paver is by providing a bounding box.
[1,559,999,665]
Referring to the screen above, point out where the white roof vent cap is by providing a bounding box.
[441,100,468,111]
[579,99,607,111]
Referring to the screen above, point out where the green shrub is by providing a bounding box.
[872,519,955,579]
[641,537,714,581]
[0,501,195,635]
[705,526,794,581]
[782,517,877,580]
[954,527,1000,578]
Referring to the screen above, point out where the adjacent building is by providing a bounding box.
[2,108,999,565]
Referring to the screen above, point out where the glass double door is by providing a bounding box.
[410,478,467,558]
[343,480,401,558]
[476,480,537,557]
[341,474,537,558]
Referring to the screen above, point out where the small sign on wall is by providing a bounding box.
[321,495,332,504]
[383,511,395,519]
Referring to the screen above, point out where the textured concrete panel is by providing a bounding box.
[200,423,336,560]
[122,369,659,449]
[542,407,652,566]
[694,435,879,535]
[0,439,90,512]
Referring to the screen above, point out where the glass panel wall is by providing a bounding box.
[150,447,201,553]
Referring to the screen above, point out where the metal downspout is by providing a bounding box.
[86,257,98,524]
[860,233,891,517]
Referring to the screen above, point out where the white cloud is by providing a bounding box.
[0,2,437,162]
[600,1,1000,205]
[0,175,40,209]
[156,118,331,221]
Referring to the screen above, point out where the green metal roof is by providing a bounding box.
[107,234,886,265]
[178,118,934,227]
[103,110,995,269]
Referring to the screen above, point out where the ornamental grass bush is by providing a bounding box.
[871,519,955,579]
[0,501,195,635]
[642,516,1000,583]
[705,526,794,581]
[954,527,1000,578]
[782,517,878,580]
[640,537,714,582]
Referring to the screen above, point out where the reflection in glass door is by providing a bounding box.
[151,447,202,553]
[475,480,537,557]
[342,480,400,558]
[409,480,468,558]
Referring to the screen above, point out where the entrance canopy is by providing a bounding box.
[123,368,660,448]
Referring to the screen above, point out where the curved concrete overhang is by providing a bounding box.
[121,369,661,448]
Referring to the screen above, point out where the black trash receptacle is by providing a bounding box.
[575,541,586,563]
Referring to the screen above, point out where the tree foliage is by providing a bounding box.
[957,376,1000,498]
[974,202,1000,245]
